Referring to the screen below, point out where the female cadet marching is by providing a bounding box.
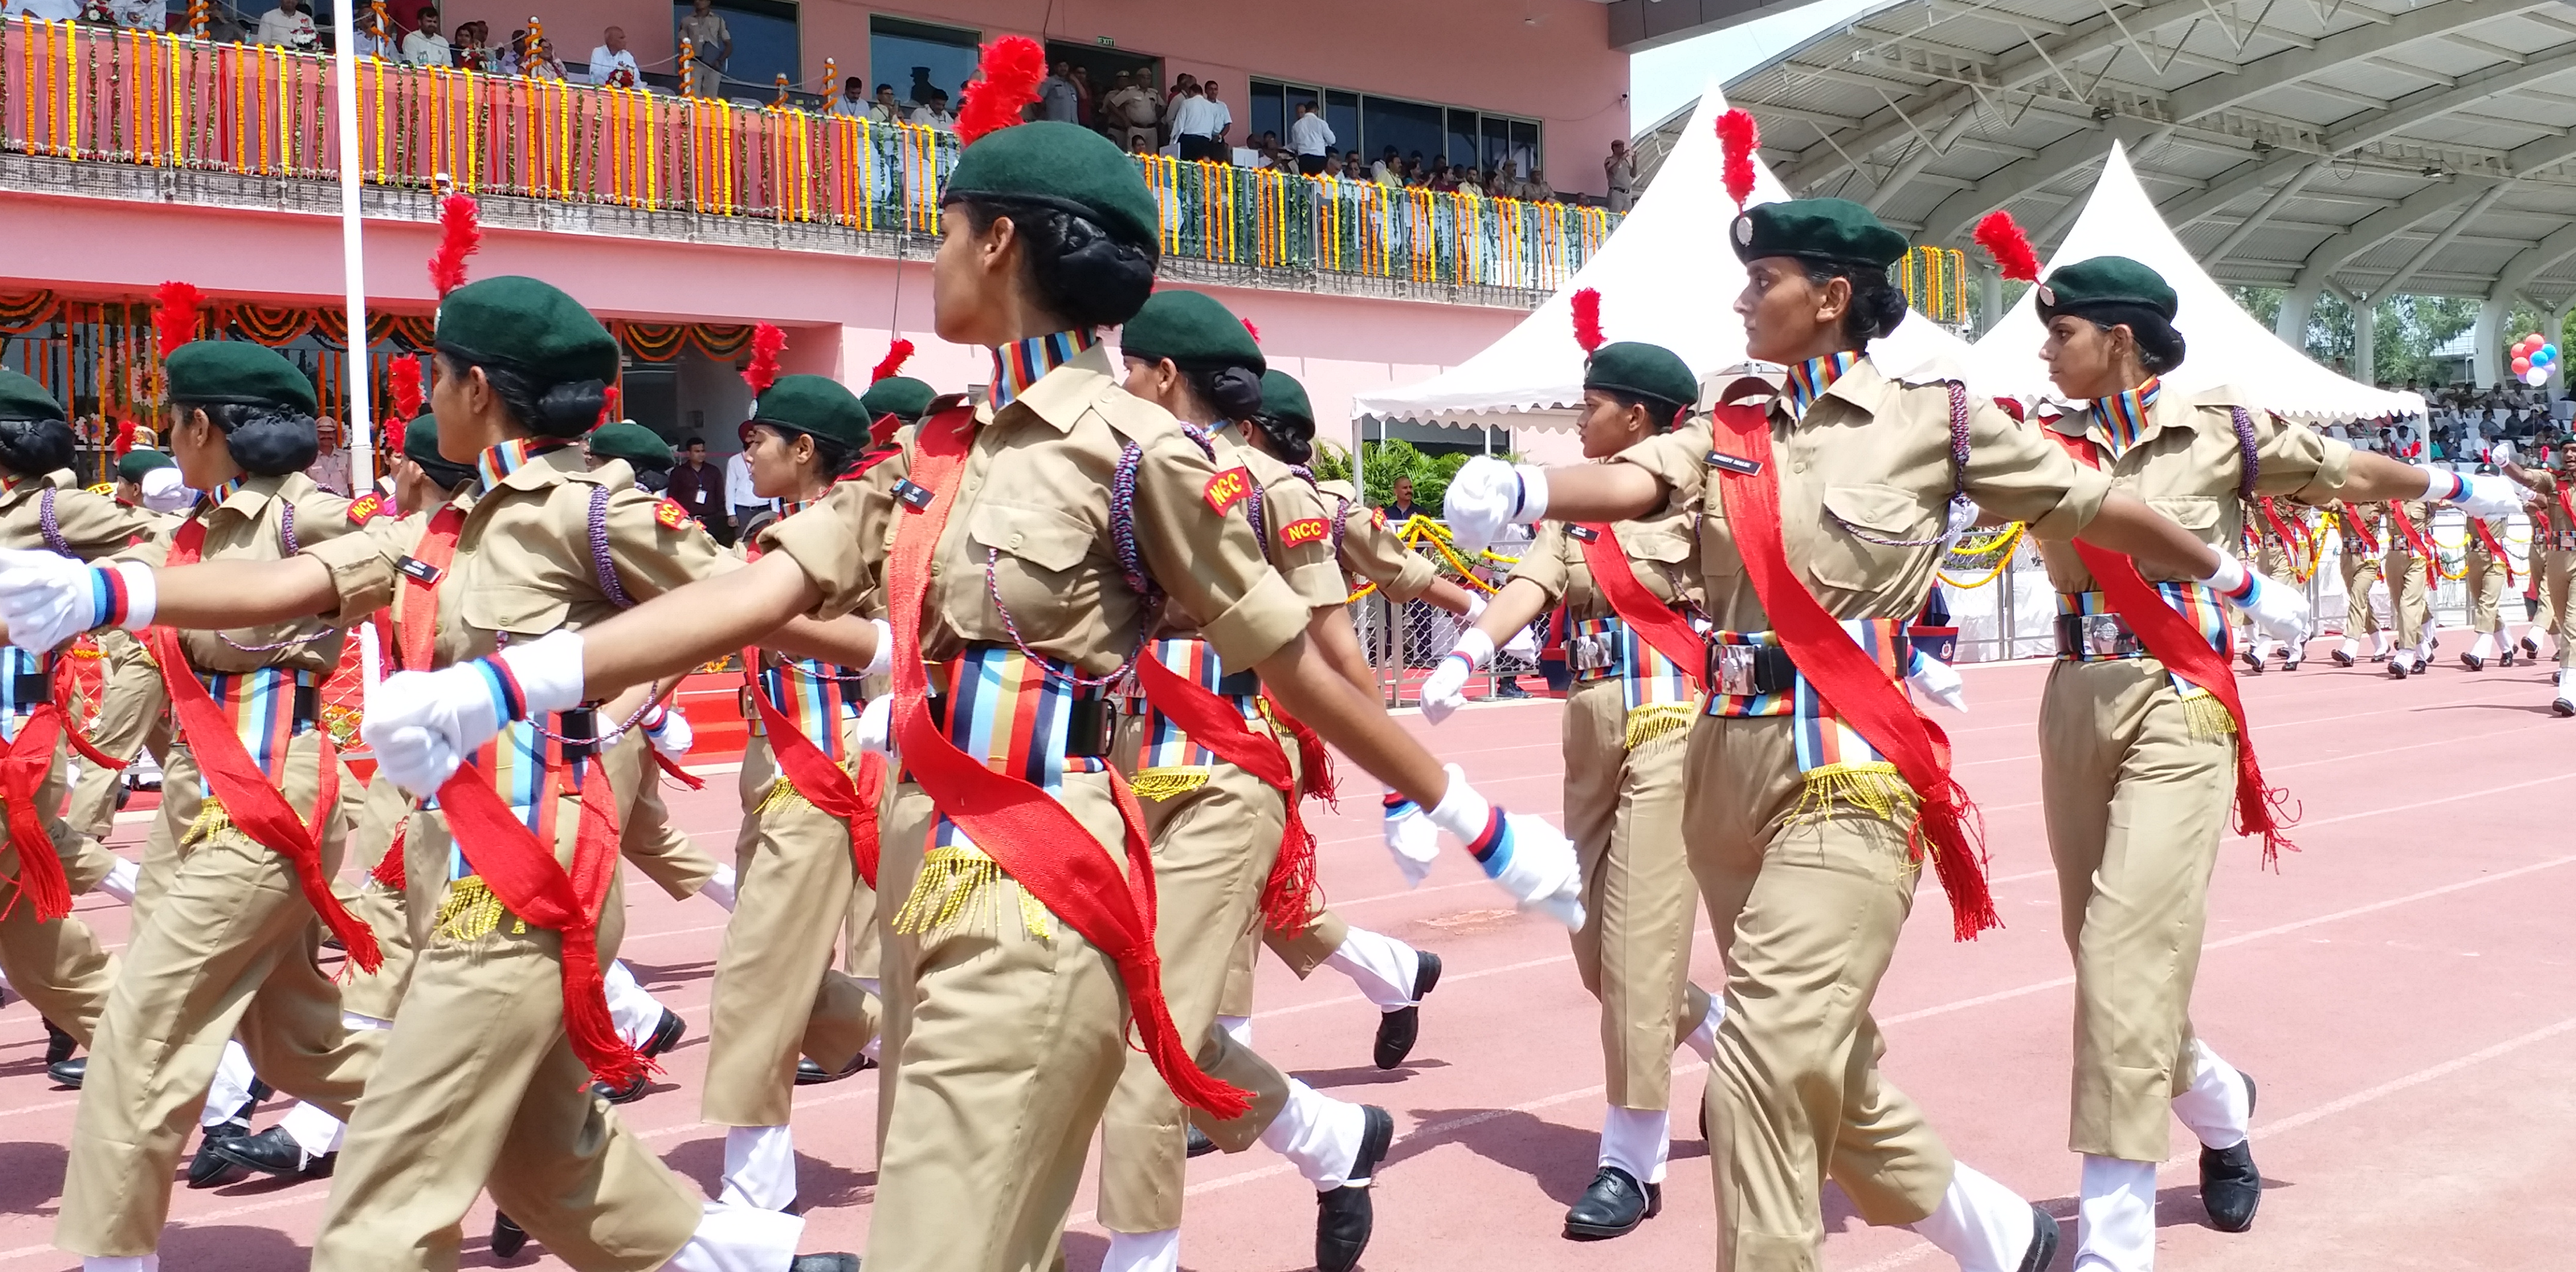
[2500,440,2576,714]
[334,85,1583,1272]
[2330,498,2392,665]
[64,448,184,843]
[1420,310,1726,1241]
[2383,491,2441,677]
[2459,493,2523,670]
[1438,189,2303,1272]
[2015,251,2525,1271]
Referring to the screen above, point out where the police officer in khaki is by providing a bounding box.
[1439,198,2294,1272]
[2500,441,2576,713]
[2383,495,2439,676]
[348,114,1585,1272]
[2331,499,2392,665]
[1425,335,1723,1239]
[2023,255,2523,1271]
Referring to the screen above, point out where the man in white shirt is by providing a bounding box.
[253,0,316,50]
[826,77,867,119]
[1039,63,1080,123]
[907,89,954,129]
[1170,82,1231,163]
[723,449,774,537]
[1288,101,1335,176]
[587,26,641,88]
[400,8,451,68]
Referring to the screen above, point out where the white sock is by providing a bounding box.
[1257,1079,1371,1190]
[83,1258,158,1272]
[2472,631,2499,660]
[1325,928,1420,1011]
[1681,993,1723,1063]
[1216,1014,1253,1049]
[2372,631,2392,655]
[604,960,665,1047]
[719,1125,798,1212]
[1908,1161,2040,1272]
[97,855,140,904]
[702,863,739,912]
[2171,1040,2251,1150]
[200,1040,256,1129]
[1599,1106,1671,1185]
[2336,636,2359,657]
[657,1202,803,1272]
[2558,670,2575,702]
[2074,1155,2156,1272]
[1100,1228,1181,1272]
[279,1101,345,1159]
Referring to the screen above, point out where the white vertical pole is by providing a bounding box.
[331,4,374,492]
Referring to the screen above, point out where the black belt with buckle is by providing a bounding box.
[925,694,1118,758]
[554,706,599,765]
[1703,644,1801,696]
[1213,667,1260,697]
[9,667,51,708]
[2055,613,2146,660]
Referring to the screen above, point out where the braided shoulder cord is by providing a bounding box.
[37,487,68,554]
[218,494,333,652]
[2231,406,2261,503]
[588,484,635,610]
[278,499,298,556]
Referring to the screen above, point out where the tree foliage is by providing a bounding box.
[1307,439,1507,514]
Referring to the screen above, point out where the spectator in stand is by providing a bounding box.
[667,436,732,546]
[351,6,396,57]
[448,19,486,69]
[679,0,729,97]
[254,0,317,50]
[1039,62,1080,123]
[1372,145,1400,183]
[1524,165,1551,200]
[1126,133,1155,157]
[826,77,868,118]
[1605,138,1637,212]
[867,83,904,124]
[2,0,78,19]
[523,36,567,80]
[1430,161,1460,192]
[1103,71,1159,151]
[1070,64,1097,126]
[1338,151,1365,179]
[492,28,526,74]
[908,88,955,129]
[587,25,641,88]
[1383,475,1426,524]
[1288,100,1335,175]
[1455,165,1484,196]
[1162,74,1197,145]
[1169,79,1231,161]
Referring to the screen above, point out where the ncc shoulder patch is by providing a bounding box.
[1371,507,1388,529]
[1282,517,1329,547]
[654,498,694,529]
[347,492,386,524]
[1203,466,1254,515]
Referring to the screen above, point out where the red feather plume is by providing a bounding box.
[1716,108,1759,212]
[388,355,425,422]
[428,194,482,298]
[1242,319,1261,344]
[1973,210,2043,284]
[386,414,407,456]
[871,338,915,383]
[1570,287,1605,354]
[113,419,137,457]
[152,281,203,359]
[601,384,621,426]
[742,322,786,396]
[955,36,1045,147]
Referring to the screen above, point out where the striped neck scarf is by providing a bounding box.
[2086,377,2161,458]
[1783,350,1860,419]
[199,477,247,509]
[990,328,1098,409]
[476,437,571,490]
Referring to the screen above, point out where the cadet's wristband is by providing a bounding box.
[2415,465,2466,503]
[1450,627,1495,671]
[93,562,157,631]
[2198,551,2258,605]
[495,629,588,719]
[861,618,893,679]
[1510,465,1550,524]
[1424,765,1494,845]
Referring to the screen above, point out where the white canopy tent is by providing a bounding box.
[1966,143,2426,423]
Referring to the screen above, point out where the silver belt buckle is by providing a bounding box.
[2084,615,2126,658]
[1570,633,1612,671]
[1713,645,1761,696]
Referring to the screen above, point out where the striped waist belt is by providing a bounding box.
[2055,613,2145,661]
[2054,585,2229,665]
[1701,617,1909,720]
[0,648,48,719]
[191,665,321,777]
[1124,636,1259,772]
[2549,531,2576,551]
[740,657,861,751]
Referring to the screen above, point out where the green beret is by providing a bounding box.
[587,420,676,471]
[858,376,937,425]
[1258,370,1313,431]
[117,449,175,483]
[942,120,1161,252]
[1583,341,1698,415]
[2036,256,2178,322]
[434,276,621,387]
[0,367,64,422]
[1731,197,1908,270]
[165,341,318,413]
[750,374,871,451]
[402,413,480,488]
[1121,291,1265,374]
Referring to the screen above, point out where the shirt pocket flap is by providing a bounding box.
[1623,527,1694,564]
[460,584,572,640]
[1821,483,1922,536]
[967,501,1091,574]
[2149,495,2222,532]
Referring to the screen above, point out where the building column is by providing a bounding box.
[1980,267,2003,336]
[2552,304,2573,396]
[2275,281,2321,348]
[2472,294,2505,388]
[2350,296,2375,386]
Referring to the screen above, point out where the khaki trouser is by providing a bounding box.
[0,731,120,1048]
[1216,899,1347,1019]
[703,732,882,1126]
[58,730,384,1257]
[2340,549,2382,637]
[336,774,419,1023]
[2388,549,2434,648]
[2466,543,2509,634]
[873,783,933,1156]
[1560,677,1710,1111]
[2549,550,2576,665]
[65,634,172,840]
[625,764,721,900]
[1097,734,1297,1236]
[315,734,706,1272]
[1683,716,1953,1272]
[868,771,1141,1272]
[2040,660,2231,1162]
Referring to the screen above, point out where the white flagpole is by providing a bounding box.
[331,1,374,492]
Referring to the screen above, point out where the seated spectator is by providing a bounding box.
[523,35,566,80]
[254,0,316,50]
[587,25,641,87]
[1340,152,1366,180]
[1455,166,1482,195]
[444,18,484,69]
[1126,133,1156,157]
[4,0,79,20]
[827,76,868,117]
[867,83,905,125]
[1524,166,1551,200]
[1372,146,1400,183]
[400,8,451,65]
[908,88,955,129]
[1430,161,1459,193]
[351,5,395,57]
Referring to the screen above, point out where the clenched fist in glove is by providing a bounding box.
[1421,764,1583,928]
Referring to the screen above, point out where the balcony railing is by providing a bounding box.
[0,19,1619,293]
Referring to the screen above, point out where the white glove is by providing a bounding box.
[1422,764,1584,929]
[1462,592,1487,622]
[855,694,893,757]
[1380,791,1439,887]
[361,630,588,797]
[1440,458,1547,555]
[1906,650,1967,713]
[0,550,153,653]
[2428,468,2532,520]
[643,706,693,758]
[861,617,894,679]
[1499,620,1540,663]
[2200,548,2309,647]
[1420,630,1491,726]
[2493,440,2516,468]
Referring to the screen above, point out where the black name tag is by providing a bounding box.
[893,480,934,510]
[396,556,444,584]
[1567,525,1599,543]
[1706,451,1764,476]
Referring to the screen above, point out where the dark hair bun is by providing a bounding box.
[1252,411,1316,465]
[1200,365,1266,421]
[1854,277,1908,341]
[528,379,610,439]
[223,405,322,476]
[0,417,75,477]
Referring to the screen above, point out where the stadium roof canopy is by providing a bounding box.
[1637,0,2576,313]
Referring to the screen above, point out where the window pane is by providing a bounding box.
[1362,95,1441,170]
[1481,116,1508,174]
[1326,91,1360,160]
[1510,120,1541,184]
[676,0,798,98]
[1250,80,1286,151]
[1446,109,1478,170]
[870,15,977,111]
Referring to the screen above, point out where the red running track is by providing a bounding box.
[2,642,2571,1271]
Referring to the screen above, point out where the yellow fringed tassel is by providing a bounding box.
[891,844,1053,941]
[751,774,811,817]
[2180,691,2237,740]
[1623,703,1696,751]
[431,875,523,942]
[1129,766,1211,803]
[183,792,235,849]
[1786,762,1916,831]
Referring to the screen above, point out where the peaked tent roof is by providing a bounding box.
[1966,144,2425,424]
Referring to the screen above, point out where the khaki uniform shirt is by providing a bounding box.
[1613,356,2110,630]
[1504,488,1703,621]
[764,343,1311,676]
[161,474,372,676]
[2034,388,2353,593]
[1,472,159,561]
[1207,423,1347,613]
[1318,478,1439,599]
[2521,468,2575,537]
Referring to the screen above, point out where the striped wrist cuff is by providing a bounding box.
[90,562,154,631]
[1466,807,1508,864]
[2217,569,2258,604]
[470,655,529,725]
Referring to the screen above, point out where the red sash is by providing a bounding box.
[887,406,1248,1118]
[1132,653,1315,932]
[1574,524,1706,691]
[2047,433,2298,866]
[1,702,76,921]
[2387,503,2436,564]
[51,656,131,772]
[2468,518,2517,587]
[152,521,378,970]
[742,647,885,889]
[2254,497,2310,572]
[1706,403,1997,939]
[2337,502,2380,555]
[364,502,468,898]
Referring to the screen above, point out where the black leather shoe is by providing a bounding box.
[2501,645,2517,667]
[2389,657,2410,679]
[2202,1073,2261,1232]
[2239,649,2263,674]
[591,1074,652,1104]
[1562,1166,1660,1239]
[2522,634,2543,659]
[1186,1124,1217,1158]
[795,1052,876,1086]
[2462,652,2485,671]
[491,1212,529,1259]
[1372,951,1441,1070]
[187,1120,252,1189]
[1315,1105,1394,1272]
[2331,648,2355,667]
[47,1056,85,1088]
[43,1017,75,1065]
[2282,648,2303,670]
[212,1125,336,1180]
[641,1008,687,1058]
[786,1256,858,1272]
[2016,1202,2061,1272]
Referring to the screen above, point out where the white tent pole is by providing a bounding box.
[331,3,373,492]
